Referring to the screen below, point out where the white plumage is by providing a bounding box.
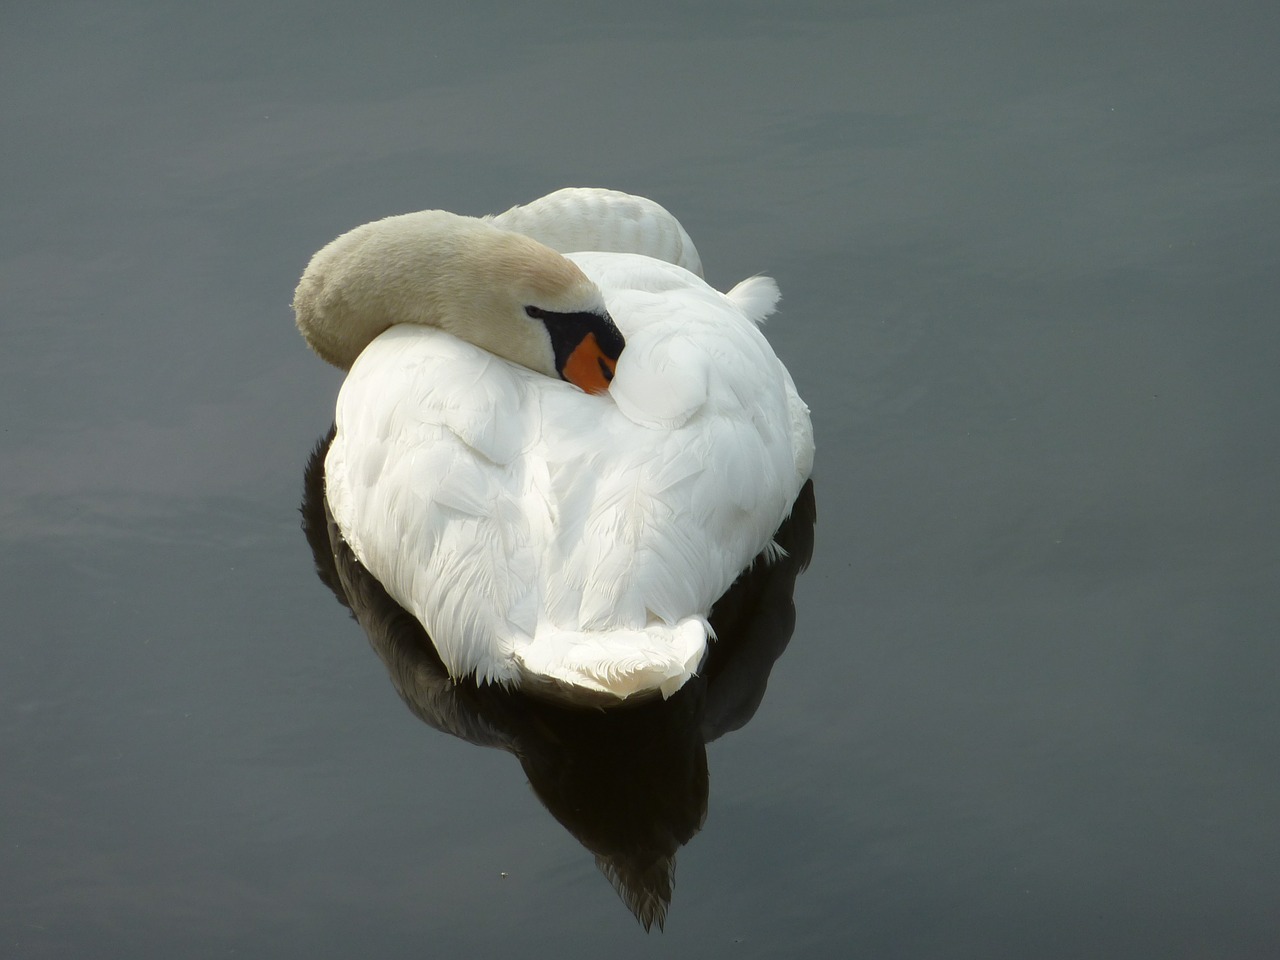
[488,187,705,278]
[296,188,813,704]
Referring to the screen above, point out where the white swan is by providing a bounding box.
[294,188,813,705]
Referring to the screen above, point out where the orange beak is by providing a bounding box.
[562,332,617,395]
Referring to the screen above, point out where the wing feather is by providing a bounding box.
[488,187,703,277]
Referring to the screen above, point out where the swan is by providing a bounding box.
[294,188,813,705]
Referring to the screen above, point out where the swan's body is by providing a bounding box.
[295,188,813,704]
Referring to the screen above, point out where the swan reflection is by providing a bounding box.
[300,433,815,930]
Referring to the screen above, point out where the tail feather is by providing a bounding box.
[516,619,708,703]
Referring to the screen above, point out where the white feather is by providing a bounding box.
[488,187,704,277]
[316,190,813,704]
[726,275,781,325]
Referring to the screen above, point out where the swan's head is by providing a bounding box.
[458,226,625,394]
[294,211,625,393]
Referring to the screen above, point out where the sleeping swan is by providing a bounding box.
[294,188,814,705]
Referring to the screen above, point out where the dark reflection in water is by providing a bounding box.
[299,432,816,930]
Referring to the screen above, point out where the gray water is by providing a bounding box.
[4,1,1279,957]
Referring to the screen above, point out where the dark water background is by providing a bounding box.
[3,1,1278,956]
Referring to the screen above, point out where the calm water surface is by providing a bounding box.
[4,2,1279,957]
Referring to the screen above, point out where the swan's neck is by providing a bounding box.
[293,210,590,373]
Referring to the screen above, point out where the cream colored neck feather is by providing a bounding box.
[293,210,601,373]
